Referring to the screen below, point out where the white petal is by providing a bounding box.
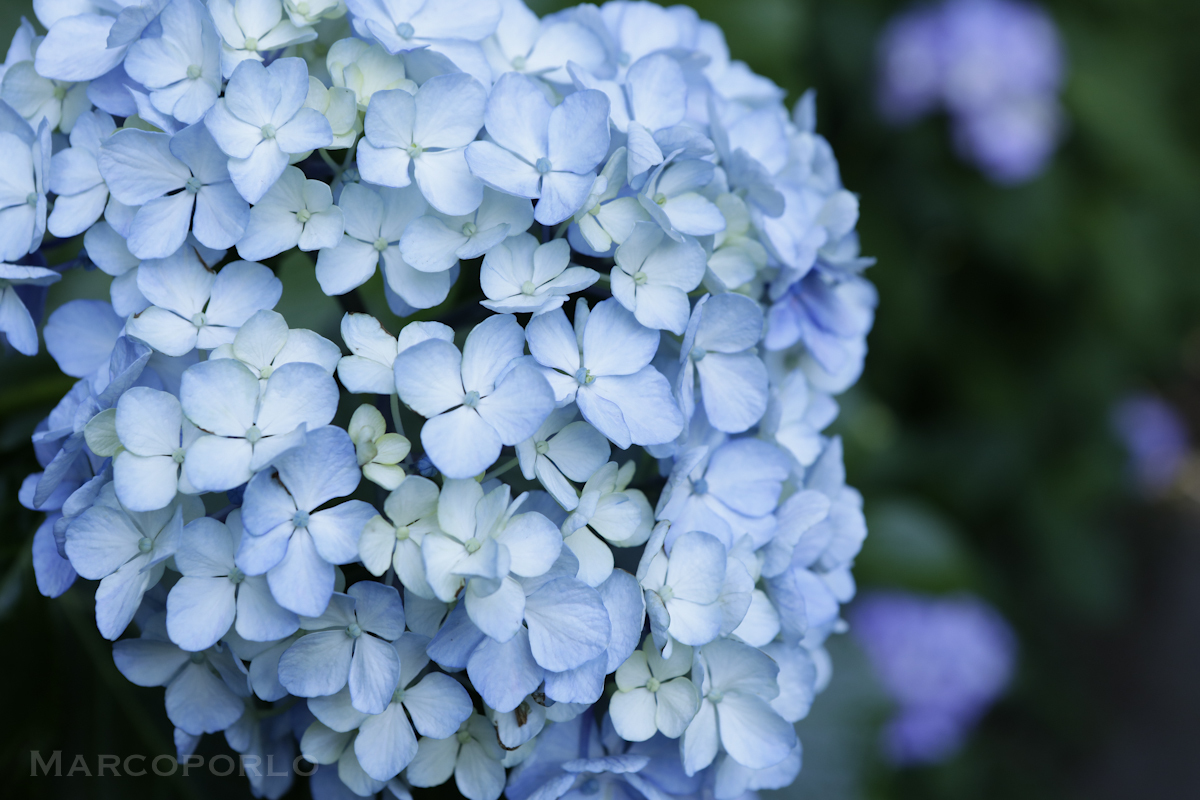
[403,672,473,738]
[315,236,380,296]
[581,298,658,377]
[421,407,501,480]
[717,692,796,769]
[393,338,464,416]
[464,574,525,643]
[166,576,236,651]
[355,701,417,781]
[113,452,181,513]
[523,577,610,672]
[464,140,541,199]
[609,688,658,742]
[414,148,483,216]
[381,246,452,309]
[349,632,401,714]
[466,627,544,713]
[183,435,254,492]
[165,662,244,735]
[697,352,769,434]
[235,575,300,641]
[475,364,554,445]
[267,528,336,616]
[655,678,701,738]
[278,629,354,697]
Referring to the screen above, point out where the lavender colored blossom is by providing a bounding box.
[1112,394,1189,492]
[851,590,1017,765]
[877,0,1066,182]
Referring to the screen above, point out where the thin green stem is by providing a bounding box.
[253,696,297,721]
[390,393,405,437]
[482,456,520,482]
[318,148,341,176]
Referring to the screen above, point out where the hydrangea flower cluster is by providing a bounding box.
[5,1,875,797]
[1111,394,1189,494]
[851,591,1016,766]
[876,0,1066,183]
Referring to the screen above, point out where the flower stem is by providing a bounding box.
[318,148,341,176]
[482,456,520,482]
[390,393,405,437]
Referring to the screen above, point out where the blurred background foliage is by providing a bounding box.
[4,0,1200,798]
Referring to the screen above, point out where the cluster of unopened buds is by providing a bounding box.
[2,1,875,798]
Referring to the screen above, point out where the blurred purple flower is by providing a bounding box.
[850,590,1017,766]
[877,0,1066,183]
[1112,394,1188,492]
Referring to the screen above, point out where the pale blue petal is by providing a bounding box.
[524,578,610,672]
[403,672,473,738]
[165,662,245,735]
[355,701,417,781]
[349,632,401,714]
[278,630,354,697]
[267,528,336,617]
[467,627,543,713]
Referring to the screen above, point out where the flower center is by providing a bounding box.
[646,677,661,692]
[580,779,600,796]
[653,192,668,206]
[53,85,67,101]
[346,622,362,638]
[190,652,206,664]
[243,36,259,51]
[244,425,263,444]
[395,525,410,541]
[396,22,415,39]
[618,51,631,67]
[692,478,708,495]
[464,537,481,554]
[658,585,674,602]
[137,536,154,554]
[296,209,312,224]
[392,686,406,704]
[535,440,550,456]
[691,347,707,362]
[260,124,277,140]
[259,364,274,379]
[172,447,186,464]
[632,271,648,286]
[191,312,206,328]
[407,142,424,158]
[293,509,310,528]
[708,690,724,704]
[185,177,202,194]
[25,192,38,207]
[228,566,245,584]
[463,390,481,408]
[589,203,602,216]
[520,280,537,295]
[297,1,309,12]
[574,367,595,386]
[461,221,477,237]
[511,55,527,70]
[374,237,390,252]
[456,729,472,744]
[187,64,202,80]
[535,157,553,175]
